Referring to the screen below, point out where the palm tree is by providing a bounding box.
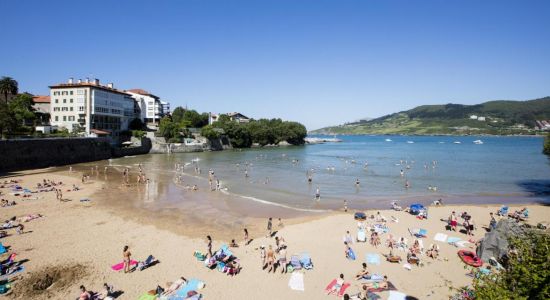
[0,76,19,104]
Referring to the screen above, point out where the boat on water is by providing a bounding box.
[406,141,414,144]
[385,138,392,142]
[453,141,462,144]
[473,140,484,144]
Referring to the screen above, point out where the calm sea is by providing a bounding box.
[102,135,550,212]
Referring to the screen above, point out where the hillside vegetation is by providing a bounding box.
[311,97,550,135]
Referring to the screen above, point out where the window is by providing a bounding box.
[68,116,75,121]
[63,99,66,103]
[55,99,59,103]
[78,106,85,112]
[70,91,73,95]
[77,89,84,95]
[70,107,73,111]
[63,116,67,121]
[55,116,59,121]
[70,99,73,103]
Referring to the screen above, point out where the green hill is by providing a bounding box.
[311,97,550,135]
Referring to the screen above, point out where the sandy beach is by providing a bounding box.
[1,170,549,300]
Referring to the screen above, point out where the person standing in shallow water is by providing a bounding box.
[315,186,321,201]
[206,235,213,257]
[267,218,273,237]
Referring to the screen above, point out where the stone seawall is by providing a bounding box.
[0,138,152,173]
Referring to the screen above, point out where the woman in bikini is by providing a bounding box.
[123,246,131,273]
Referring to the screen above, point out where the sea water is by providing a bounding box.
[108,135,549,212]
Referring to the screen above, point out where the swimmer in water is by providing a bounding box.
[405,180,410,189]
[355,178,360,187]
[315,187,321,201]
[307,175,313,184]
[400,170,404,177]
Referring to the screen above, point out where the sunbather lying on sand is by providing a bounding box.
[327,274,345,295]
[362,275,388,290]
[162,277,187,295]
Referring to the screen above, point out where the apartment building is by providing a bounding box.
[126,89,165,124]
[49,78,136,136]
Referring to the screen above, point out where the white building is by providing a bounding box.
[49,78,135,137]
[209,112,250,125]
[161,101,170,115]
[469,115,478,120]
[126,89,164,124]
[477,116,486,121]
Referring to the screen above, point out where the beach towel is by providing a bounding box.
[338,283,350,297]
[0,243,6,255]
[138,293,157,300]
[193,251,206,261]
[455,241,470,248]
[300,252,313,269]
[366,253,381,265]
[324,279,337,293]
[174,278,203,298]
[357,230,367,242]
[447,237,461,244]
[288,272,305,291]
[347,248,356,260]
[433,233,448,242]
[0,265,25,280]
[388,291,407,300]
[290,255,302,270]
[111,260,138,271]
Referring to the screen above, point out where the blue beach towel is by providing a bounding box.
[366,253,381,265]
[347,248,356,260]
[170,278,202,299]
[300,252,313,269]
[447,237,461,244]
[0,244,6,255]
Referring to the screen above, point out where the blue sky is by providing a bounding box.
[2,0,549,130]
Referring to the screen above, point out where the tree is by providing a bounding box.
[0,102,16,138]
[472,231,550,299]
[8,93,36,132]
[200,124,220,140]
[172,106,186,124]
[0,77,18,104]
[182,109,209,128]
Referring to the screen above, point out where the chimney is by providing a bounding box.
[68,77,74,84]
[77,79,82,84]
[85,77,90,83]
[107,82,114,89]
[94,78,99,85]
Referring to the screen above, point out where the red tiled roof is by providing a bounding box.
[126,88,160,99]
[33,95,50,103]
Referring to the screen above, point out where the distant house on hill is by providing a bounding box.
[470,115,478,119]
[477,116,486,121]
[209,112,251,124]
[227,112,250,123]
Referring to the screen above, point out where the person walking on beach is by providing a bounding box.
[123,246,131,273]
[206,235,213,257]
[244,228,249,245]
[260,245,266,269]
[266,245,275,273]
[449,211,458,231]
[278,246,287,274]
[267,218,273,237]
[343,200,348,212]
